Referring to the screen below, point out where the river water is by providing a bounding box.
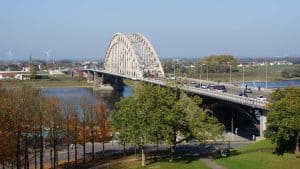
[236,79,300,89]
[41,86,133,117]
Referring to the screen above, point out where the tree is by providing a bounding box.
[29,64,37,79]
[265,87,300,154]
[43,97,63,169]
[201,54,237,73]
[112,83,224,166]
[94,101,113,157]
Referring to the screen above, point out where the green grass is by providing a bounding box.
[1,75,92,88]
[103,157,210,169]
[215,139,300,169]
[185,64,300,82]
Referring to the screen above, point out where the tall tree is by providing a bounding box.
[43,97,63,169]
[265,87,300,154]
[94,101,113,157]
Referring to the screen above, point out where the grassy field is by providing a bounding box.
[216,139,300,169]
[1,75,92,88]
[186,64,300,82]
[102,157,210,169]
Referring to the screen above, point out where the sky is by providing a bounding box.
[0,0,300,61]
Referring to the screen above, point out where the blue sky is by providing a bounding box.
[0,0,299,60]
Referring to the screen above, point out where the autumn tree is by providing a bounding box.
[94,101,113,157]
[43,97,63,169]
[265,87,300,154]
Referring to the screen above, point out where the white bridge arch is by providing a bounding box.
[104,33,165,78]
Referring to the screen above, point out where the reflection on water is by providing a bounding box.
[41,86,133,117]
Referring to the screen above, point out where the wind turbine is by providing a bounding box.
[7,49,13,71]
[44,50,51,65]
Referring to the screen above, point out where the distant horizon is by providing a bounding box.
[0,54,299,63]
[1,1,300,60]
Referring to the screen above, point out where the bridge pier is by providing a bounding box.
[259,110,267,137]
[93,72,113,91]
[87,71,94,83]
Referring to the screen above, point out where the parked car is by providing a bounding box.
[256,95,267,101]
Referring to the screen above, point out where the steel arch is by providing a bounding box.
[104,33,165,78]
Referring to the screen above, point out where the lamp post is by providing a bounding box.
[242,65,245,85]
[228,62,232,83]
[265,61,268,88]
[199,64,202,81]
[203,64,208,81]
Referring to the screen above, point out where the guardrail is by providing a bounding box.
[83,69,268,109]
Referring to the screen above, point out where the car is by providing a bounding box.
[215,85,227,92]
[201,84,209,89]
[245,88,252,93]
[194,83,201,88]
[239,92,248,97]
[256,95,267,101]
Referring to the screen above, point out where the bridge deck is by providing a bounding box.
[84,69,268,109]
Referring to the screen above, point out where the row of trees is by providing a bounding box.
[0,82,112,169]
[281,65,300,78]
[112,83,224,166]
[162,54,238,77]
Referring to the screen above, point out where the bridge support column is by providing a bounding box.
[87,71,94,83]
[93,73,113,91]
[259,110,267,137]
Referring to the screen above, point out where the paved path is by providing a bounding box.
[200,157,226,169]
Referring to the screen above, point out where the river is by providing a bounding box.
[41,86,133,116]
[236,79,300,89]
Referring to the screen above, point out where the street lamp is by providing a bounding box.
[203,64,208,81]
[228,62,232,83]
[242,65,245,85]
[199,64,202,81]
[265,61,268,88]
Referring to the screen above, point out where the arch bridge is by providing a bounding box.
[82,32,269,138]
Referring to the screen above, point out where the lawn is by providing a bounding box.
[215,139,300,169]
[102,157,210,169]
[1,75,93,88]
[185,64,300,82]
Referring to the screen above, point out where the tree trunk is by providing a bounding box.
[34,134,37,169]
[92,140,95,159]
[123,142,126,156]
[39,130,43,169]
[296,139,300,153]
[92,131,95,159]
[169,144,175,162]
[83,143,86,163]
[169,133,176,162]
[50,149,53,169]
[24,135,29,169]
[67,143,70,164]
[134,144,137,158]
[75,143,78,165]
[141,145,145,167]
[16,131,20,169]
[102,143,105,157]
